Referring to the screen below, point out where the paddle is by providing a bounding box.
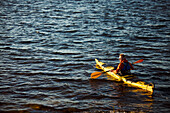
[91,59,143,79]
[132,59,143,64]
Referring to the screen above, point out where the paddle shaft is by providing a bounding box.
[91,59,143,79]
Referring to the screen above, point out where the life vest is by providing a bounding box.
[120,62,131,75]
[122,62,131,71]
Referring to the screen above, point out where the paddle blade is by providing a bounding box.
[133,59,143,64]
[91,72,103,79]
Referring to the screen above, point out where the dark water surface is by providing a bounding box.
[0,0,170,112]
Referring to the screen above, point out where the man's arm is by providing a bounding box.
[129,62,134,70]
[116,63,124,73]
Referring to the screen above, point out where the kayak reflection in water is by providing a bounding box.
[111,54,134,76]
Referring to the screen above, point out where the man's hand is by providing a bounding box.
[110,70,117,73]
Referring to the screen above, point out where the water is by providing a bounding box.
[0,0,170,112]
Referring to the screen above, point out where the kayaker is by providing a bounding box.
[111,53,134,75]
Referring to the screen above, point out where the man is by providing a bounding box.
[111,54,134,75]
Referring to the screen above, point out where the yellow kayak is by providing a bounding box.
[95,59,154,93]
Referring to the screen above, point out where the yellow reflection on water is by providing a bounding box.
[89,78,154,112]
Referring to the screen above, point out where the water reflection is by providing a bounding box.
[89,79,153,112]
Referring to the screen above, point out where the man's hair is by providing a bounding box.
[119,53,126,59]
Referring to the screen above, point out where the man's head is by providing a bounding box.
[119,53,125,62]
